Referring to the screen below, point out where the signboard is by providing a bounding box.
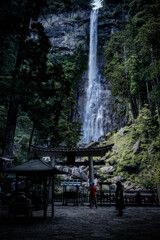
[60,180,81,186]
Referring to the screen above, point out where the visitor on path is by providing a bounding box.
[89,182,98,208]
[115,181,124,216]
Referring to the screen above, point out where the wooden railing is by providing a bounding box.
[0,191,158,208]
[54,191,159,206]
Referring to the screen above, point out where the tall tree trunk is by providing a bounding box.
[123,43,127,77]
[123,43,138,122]
[27,126,35,155]
[151,46,159,84]
[138,90,143,110]
[2,89,19,158]
[146,81,150,107]
[2,0,33,159]
[156,104,160,126]
[129,98,138,123]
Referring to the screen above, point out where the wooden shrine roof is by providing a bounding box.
[4,159,88,181]
[4,159,67,175]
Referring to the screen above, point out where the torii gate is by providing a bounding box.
[31,144,114,182]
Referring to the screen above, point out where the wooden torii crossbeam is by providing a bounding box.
[31,144,114,182]
[31,144,114,158]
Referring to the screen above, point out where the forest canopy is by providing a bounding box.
[0,0,88,163]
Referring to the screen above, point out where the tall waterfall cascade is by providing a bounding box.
[82,0,104,144]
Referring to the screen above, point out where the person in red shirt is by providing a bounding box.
[89,182,98,208]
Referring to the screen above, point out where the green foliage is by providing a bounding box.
[74,13,81,20]
[17,115,32,134]
[14,22,84,150]
[56,120,82,148]
[48,44,88,84]
[106,132,112,138]
[131,106,158,142]
[14,135,30,164]
[112,5,123,17]
[104,0,160,123]
[101,107,160,189]
[103,0,124,5]
[0,0,88,162]
[105,32,130,99]
[0,106,7,151]
[13,114,33,163]
[41,0,91,14]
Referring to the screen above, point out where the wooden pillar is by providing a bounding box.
[26,176,28,196]
[65,186,67,206]
[89,156,94,183]
[67,154,75,165]
[100,183,102,207]
[51,156,55,167]
[43,177,47,219]
[157,183,160,205]
[76,186,79,206]
[49,157,55,206]
[109,183,111,206]
[51,176,54,218]
[16,174,18,193]
[48,178,52,203]
[62,186,65,206]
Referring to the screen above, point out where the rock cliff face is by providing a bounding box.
[39,10,90,54]
[39,4,127,140]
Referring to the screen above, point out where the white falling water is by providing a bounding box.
[82,0,104,143]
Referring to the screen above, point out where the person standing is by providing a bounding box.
[89,182,98,208]
[115,181,124,216]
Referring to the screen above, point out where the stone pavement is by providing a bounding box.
[0,205,160,240]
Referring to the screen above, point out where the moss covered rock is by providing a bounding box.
[100,108,160,190]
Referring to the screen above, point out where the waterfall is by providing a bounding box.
[82,0,103,143]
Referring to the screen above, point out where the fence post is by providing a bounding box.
[89,156,94,182]
[157,183,160,205]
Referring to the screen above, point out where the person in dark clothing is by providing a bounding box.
[115,181,124,216]
[136,192,142,206]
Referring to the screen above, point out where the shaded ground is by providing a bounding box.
[0,205,160,240]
